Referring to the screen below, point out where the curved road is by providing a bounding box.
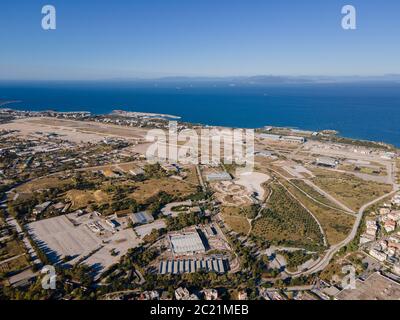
[288,161,399,277]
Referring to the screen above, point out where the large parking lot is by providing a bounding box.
[27,213,141,277]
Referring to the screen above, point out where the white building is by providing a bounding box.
[369,249,387,262]
[202,289,218,300]
[384,220,396,233]
[206,172,232,182]
[315,157,338,168]
[281,135,306,144]
[169,232,206,255]
[360,233,375,245]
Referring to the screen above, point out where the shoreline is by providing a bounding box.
[0,106,398,150]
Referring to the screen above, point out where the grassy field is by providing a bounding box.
[291,179,343,210]
[220,206,251,235]
[283,180,355,245]
[65,189,110,210]
[16,176,73,193]
[339,164,387,176]
[128,178,198,204]
[251,183,325,250]
[311,168,392,212]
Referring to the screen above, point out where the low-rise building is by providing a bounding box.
[175,287,190,300]
[32,201,52,216]
[384,220,397,233]
[106,219,120,230]
[130,211,154,225]
[139,291,159,300]
[281,135,306,143]
[388,211,400,221]
[238,291,248,300]
[360,233,375,244]
[158,257,229,275]
[169,231,206,255]
[206,172,232,182]
[369,249,387,262]
[202,289,218,300]
[174,287,199,300]
[315,157,338,168]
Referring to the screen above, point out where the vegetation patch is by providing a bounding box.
[251,183,325,251]
[311,168,392,211]
[279,250,316,272]
[283,180,355,245]
[220,206,251,235]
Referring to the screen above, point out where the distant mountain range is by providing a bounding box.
[2,75,400,85]
[104,74,400,85]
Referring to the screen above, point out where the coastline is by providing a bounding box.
[0,106,398,150]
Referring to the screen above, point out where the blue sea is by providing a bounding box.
[1,81,400,146]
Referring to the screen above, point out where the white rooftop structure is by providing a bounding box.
[316,156,338,168]
[169,232,206,254]
[206,172,232,182]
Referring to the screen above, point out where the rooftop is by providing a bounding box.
[169,232,206,254]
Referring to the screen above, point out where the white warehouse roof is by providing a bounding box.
[170,232,206,254]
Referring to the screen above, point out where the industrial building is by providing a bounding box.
[130,211,154,225]
[315,157,338,168]
[206,172,232,182]
[158,257,229,274]
[258,133,281,141]
[280,135,306,143]
[258,133,305,144]
[169,232,206,254]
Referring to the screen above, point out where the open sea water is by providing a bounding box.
[1,81,400,146]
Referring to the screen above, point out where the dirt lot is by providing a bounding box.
[220,206,250,235]
[15,176,73,194]
[128,178,197,203]
[66,189,110,210]
[310,168,392,212]
[1,117,148,143]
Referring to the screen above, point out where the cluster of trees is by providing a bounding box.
[279,250,316,271]
[1,262,97,300]
[110,197,141,212]
[143,163,167,179]
[166,211,209,232]
[72,172,96,190]
[254,183,325,251]
[8,198,38,221]
[241,204,260,219]
[146,191,174,216]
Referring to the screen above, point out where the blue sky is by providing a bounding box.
[1,0,399,80]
